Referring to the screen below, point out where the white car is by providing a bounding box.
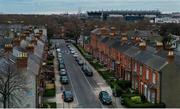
[57,48,61,52]
[70,50,76,54]
[73,53,78,58]
[58,54,62,58]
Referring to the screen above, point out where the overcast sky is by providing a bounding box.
[0,0,179,14]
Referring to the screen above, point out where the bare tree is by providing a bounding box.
[0,59,28,108]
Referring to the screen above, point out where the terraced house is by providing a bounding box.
[89,27,180,107]
[0,26,47,108]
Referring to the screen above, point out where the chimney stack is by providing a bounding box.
[121,34,128,45]
[20,33,27,40]
[13,37,21,46]
[139,41,146,50]
[167,51,174,63]
[31,38,38,45]
[5,44,13,52]
[16,52,28,68]
[101,27,109,36]
[26,43,34,53]
[109,27,116,38]
[156,41,163,51]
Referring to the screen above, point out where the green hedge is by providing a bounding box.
[46,60,53,65]
[124,97,165,108]
[43,102,57,108]
[122,95,165,108]
[116,80,131,90]
[43,88,56,97]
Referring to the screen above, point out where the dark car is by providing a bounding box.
[59,64,65,70]
[59,69,67,76]
[82,65,93,76]
[62,91,74,102]
[99,91,112,105]
[59,58,64,63]
[60,75,68,84]
[77,58,84,66]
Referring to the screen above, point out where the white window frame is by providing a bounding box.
[153,73,156,84]
[140,65,142,76]
[134,63,137,72]
[146,69,149,80]
[141,82,143,94]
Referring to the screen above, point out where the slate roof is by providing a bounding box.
[100,36,109,43]
[145,55,167,71]
[124,46,141,58]
[0,37,12,49]
[135,50,154,64]
[34,40,44,59]
[104,38,116,48]
[28,53,41,75]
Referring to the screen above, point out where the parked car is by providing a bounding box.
[99,91,112,105]
[73,53,78,58]
[59,64,65,70]
[58,54,62,58]
[60,75,69,84]
[58,58,64,64]
[77,58,84,66]
[70,50,76,54]
[59,69,67,76]
[82,65,93,76]
[57,48,61,52]
[62,91,74,102]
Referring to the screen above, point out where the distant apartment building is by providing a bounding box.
[154,17,180,23]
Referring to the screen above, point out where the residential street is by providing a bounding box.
[51,39,118,108]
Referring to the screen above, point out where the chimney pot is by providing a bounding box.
[156,41,163,51]
[139,42,146,50]
[167,51,175,63]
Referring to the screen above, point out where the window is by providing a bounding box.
[141,82,143,94]
[140,65,142,76]
[153,73,156,84]
[134,63,137,72]
[146,69,149,80]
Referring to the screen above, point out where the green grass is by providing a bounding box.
[43,88,56,97]
[43,102,57,108]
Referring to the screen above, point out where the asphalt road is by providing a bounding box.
[56,40,102,108]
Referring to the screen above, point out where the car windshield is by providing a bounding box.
[102,92,110,98]
[62,76,68,79]
[65,91,73,97]
[61,69,66,72]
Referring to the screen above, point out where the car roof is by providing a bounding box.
[61,76,68,78]
[64,91,73,95]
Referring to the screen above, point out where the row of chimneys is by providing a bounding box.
[5,29,43,53]
[98,27,175,63]
[4,28,43,69]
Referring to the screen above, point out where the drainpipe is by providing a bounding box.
[159,70,162,103]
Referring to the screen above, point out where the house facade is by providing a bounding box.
[89,27,180,107]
